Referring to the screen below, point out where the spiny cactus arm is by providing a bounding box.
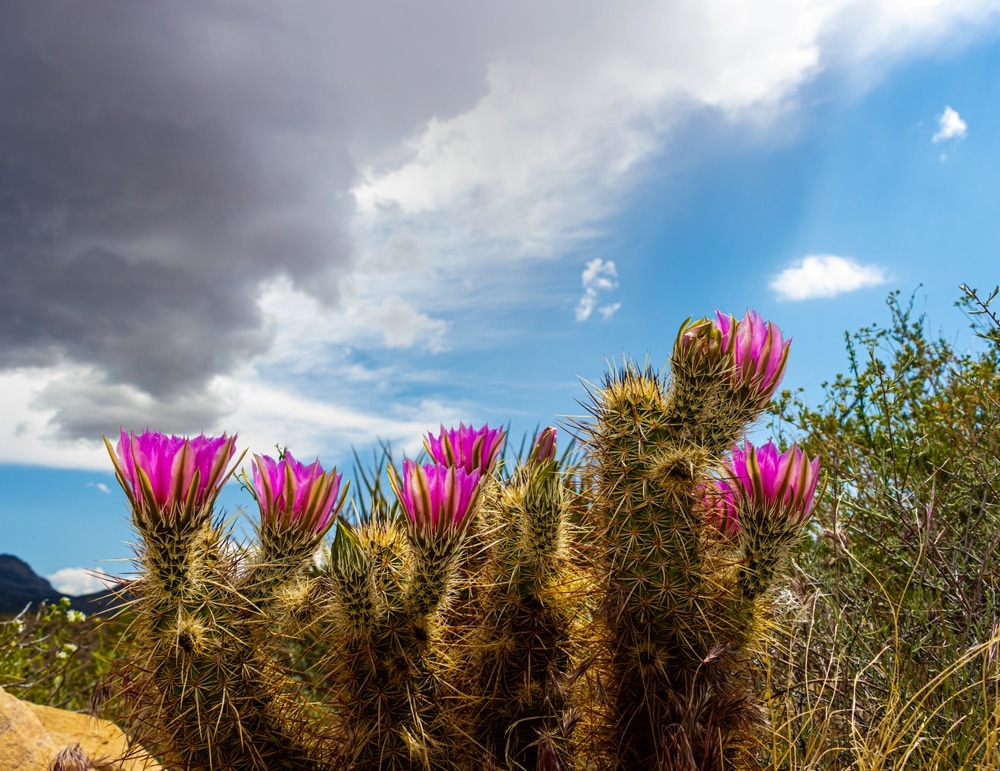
[326,517,383,635]
[321,512,461,771]
[461,442,585,771]
[402,537,465,622]
[587,360,765,769]
[515,432,566,582]
[666,311,790,455]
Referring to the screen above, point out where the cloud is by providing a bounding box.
[0,362,464,470]
[46,567,109,597]
[351,1,999,276]
[599,303,622,320]
[356,297,449,352]
[932,105,968,142]
[352,1,836,268]
[576,259,620,322]
[1,0,998,459]
[87,482,111,494]
[0,3,360,439]
[770,254,889,301]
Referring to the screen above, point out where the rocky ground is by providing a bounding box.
[0,686,159,771]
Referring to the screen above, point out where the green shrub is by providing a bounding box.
[1,596,118,712]
[767,287,1000,769]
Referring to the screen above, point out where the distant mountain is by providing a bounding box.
[0,554,126,616]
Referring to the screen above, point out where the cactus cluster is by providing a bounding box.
[100,310,819,770]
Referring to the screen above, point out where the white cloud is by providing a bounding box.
[46,567,108,596]
[932,105,968,142]
[770,254,889,301]
[576,258,620,321]
[356,296,449,352]
[599,303,622,320]
[222,376,460,463]
[352,2,836,268]
[87,482,111,494]
[351,0,998,284]
[0,367,110,470]
[0,360,464,471]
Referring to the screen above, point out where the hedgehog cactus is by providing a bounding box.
[100,310,817,771]
[458,425,585,771]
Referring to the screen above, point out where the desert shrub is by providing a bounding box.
[767,287,1000,769]
[1,596,119,711]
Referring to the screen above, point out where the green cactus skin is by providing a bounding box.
[735,506,805,607]
[583,361,767,770]
[106,518,324,771]
[322,512,466,771]
[457,459,587,771]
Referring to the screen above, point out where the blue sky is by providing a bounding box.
[2,0,999,594]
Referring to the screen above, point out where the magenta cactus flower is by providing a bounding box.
[529,426,558,466]
[251,451,345,538]
[106,429,239,529]
[674,315,726,368]
[390,460,482,540]
[701,478,740,535]
[715,309,791,400]
[728,440,820,525]
[425,422,506,475]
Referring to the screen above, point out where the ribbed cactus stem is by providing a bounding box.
[733,505,809,609]
[403,537,462,621]
[738,522,798,603]
[517,463,564,581]
[327,522,381,637]
[589,363,763,769]
[239,537,320,612]
[137,521,215,603]
[323,516,461,771]
[462,460,581,770]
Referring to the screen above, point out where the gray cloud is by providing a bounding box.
[4,0,997,449]
[0,1,369,437]
[33,372,234,440]
[0,0,576,443]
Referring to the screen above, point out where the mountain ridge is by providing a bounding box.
[0,554,125,616]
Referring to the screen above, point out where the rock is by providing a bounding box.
[0,687,160,770]
[0,686,60,770]
[27,701,161,770]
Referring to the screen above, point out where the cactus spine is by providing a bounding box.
[459,431,586,770]
[323,513,461,770]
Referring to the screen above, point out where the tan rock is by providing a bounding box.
[26,701,161,770]
[0,686,61,770]
[0,687,160,771]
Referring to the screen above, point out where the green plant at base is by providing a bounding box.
[1,597,110,712]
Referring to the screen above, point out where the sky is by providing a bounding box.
[2,0,1000,595]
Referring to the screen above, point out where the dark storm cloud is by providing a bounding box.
[0,1,364,436]
[0,0,583,439]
